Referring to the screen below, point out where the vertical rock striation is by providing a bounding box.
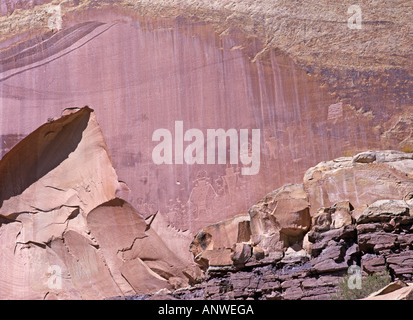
[0,1,411,238]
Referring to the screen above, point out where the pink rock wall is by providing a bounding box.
[0,7,406,233]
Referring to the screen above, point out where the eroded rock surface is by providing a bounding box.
[189,213,251,269]
[249,184,311,253]
[0,1,411,239]
[0,108,192,299]
[363,281,413,300]
[2,112,412,300]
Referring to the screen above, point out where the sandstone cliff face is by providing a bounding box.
[0,0,411,239]
[0,0,411,300]
[0,107,412,299]
[0,108,192,299]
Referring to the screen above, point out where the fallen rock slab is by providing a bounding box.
[363,281,413,300]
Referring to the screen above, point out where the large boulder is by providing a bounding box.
[249,184,311,254]
[304,150,413,216]
[1,1,411,240]
[189,213,251,268]
[311,201,354,232]
[87,198,190,295]
[147,150,413,300]
[0,108,191,299]
[0,107,118,217]
[190,184,312,269]
[356,199,413,281]
[356,200,411,224]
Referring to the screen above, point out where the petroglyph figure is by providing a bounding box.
[222,167,239,200]
[187,170,217,219]
[265,136,278,160]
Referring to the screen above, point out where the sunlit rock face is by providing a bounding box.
[0,4,410,236]
[0,108,192,299]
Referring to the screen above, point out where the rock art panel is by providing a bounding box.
[1,5,409,235]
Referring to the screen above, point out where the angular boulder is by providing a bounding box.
[363,281,413,300]
[0,108,190,299]
[189,213,250,268]
[356,200,411,224]
[0,107,118,217]
[249,184,311,254]
[303,150,413,216]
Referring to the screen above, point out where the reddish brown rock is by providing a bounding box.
[357,200,411,224]
[132,186,413,300]
[307,225,357,255]
[189,184,312,268]
[312,244,346,264]
[281,279,303,300]
[358,232,398,254]
[1,2,411,241]
[301,275,341,290]
[387,251,413,279]
[231,243,252,266]
[311,201,354,232]
[0,7,411,293]
[0,0,53,16]
[0,107,118,217]
[0,0,412,301]
[87,198,190,295]
[280,246,309,264]
[361,254,387,274]
[312,259,348,274]
[0,6,341,235]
